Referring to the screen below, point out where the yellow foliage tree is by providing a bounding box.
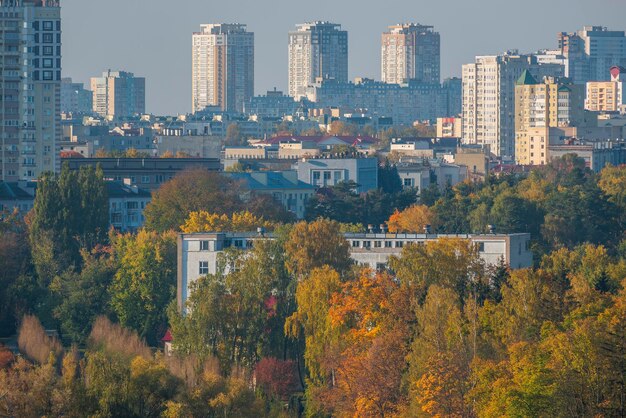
[180,210,275,233]
[387,205,438,233]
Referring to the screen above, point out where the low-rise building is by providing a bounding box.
[224,171,315,219]
[62,157,221,191]
[436,117,462,138]
[177,231,533,310]
[294,157,378,193]
[548,139,626,172]
[389,138,434,158]
[107,181,151,231]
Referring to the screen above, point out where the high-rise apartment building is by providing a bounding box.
[381,23,440,85]
[585,66,626,112]
[558,26,626,84]
[90,70,145,120]
[462,52,564,157]
[0,0,61,181]
[192,24,254,114]
[514,71,585,165]
[61,78,92,114]
[288,22,348,100]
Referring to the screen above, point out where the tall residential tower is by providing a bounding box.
[381,23,440,85]
[90,70,145,119]
[462,52,564,157]
[192,23,254,113]
[0,0,61,181]
[558,26,626,84]
[288,22,348,100]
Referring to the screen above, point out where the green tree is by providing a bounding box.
[109,230,177,344]
[143,169,243,232]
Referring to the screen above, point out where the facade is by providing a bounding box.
[107,181,151,231]
[437,117,462,138]
[585,66,626,112]
[306,77,455,125]
[514,71,585,164]
[548,140,626,172]
[62,157,221,191]
[0,0,61,181]
[462,52,564,158]
[381,23,440,84]
[177,231,533,310]
[288,22,348,100]
[294,157,378,193]
[224,171,315,219]
[61,78,92,114]
[558,26,626,84]
[90,70,146,119]
[245,89,304,117]
[192,24,254,113]
[0,181,36,213]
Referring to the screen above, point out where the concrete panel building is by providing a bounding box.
[192,24,254,113]
[177,232,533,311]
[462,52,564,158]
[514,71,585,165]
[0,0,62,181]
[61,78,92,114]
[558,26,626,84]
[288,22,348,100]
[90,70,145,120]
[381,23,440,85]
[294,157,378,193]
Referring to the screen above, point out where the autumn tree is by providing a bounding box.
[180,210,275,233]
[284,219,352,278]
[143,169,242,232]
[109,230,177,344]
[387,204,438,233]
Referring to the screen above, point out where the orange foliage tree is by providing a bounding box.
[387,204,438,233]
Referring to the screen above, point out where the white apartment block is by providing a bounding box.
[462,52,563,158]
[177,231,533,311]
[0,0,61,181]
[192,24,254,113]
[381,23,440,85]
[288,21,348,100]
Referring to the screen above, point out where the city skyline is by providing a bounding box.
[62,0,626,115]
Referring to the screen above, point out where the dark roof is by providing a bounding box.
[516,70,538,85]
[0,182,35,200]
[225,171,314,191]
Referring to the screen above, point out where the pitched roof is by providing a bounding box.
[516,70,538,85]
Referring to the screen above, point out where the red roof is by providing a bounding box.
[261,135,378,146]
[60,151,85,159]
[161,329,173,342]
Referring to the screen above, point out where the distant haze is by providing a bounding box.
[63,0,625,115]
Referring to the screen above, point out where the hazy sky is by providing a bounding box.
[63,0,626,115]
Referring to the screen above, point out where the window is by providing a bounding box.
[141,175,150,184]
[313,171,320,180]
[374,241,382,248]
[200,240,209,251]
[363,241,371,248]
[476,242,485,252]
[42,58,53,68]
[199,261,209,275]
[42,71,53,80]
[323,171,331,180]
[43,46,53,55]
[234,240,243,248]
[42,33,53,43]
[385,241,392,248]
[42,21,53,31]
[395,241,404,248]
[351,240,360,248]
[403,178,413,187]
